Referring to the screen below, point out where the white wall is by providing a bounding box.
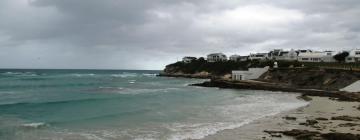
[232,66,269,80]
[340,80,360,93]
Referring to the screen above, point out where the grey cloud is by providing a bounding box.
[0,0,359,69]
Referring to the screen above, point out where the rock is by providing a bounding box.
[321,133,360,140]
[306,120,319,125]
[276,129,360,140]
[311,125,321,129]
[281,129,320,140]
[316,117,329,121]
[298,95,313,101]
[271,134,282,138]
[338,123,360,127]
[264,130,283,138]
[331,116,360,121]
[283,116,297,120]
[357,105,360,111]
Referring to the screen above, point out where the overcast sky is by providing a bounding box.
[0,0,359,70]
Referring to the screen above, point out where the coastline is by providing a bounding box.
[159,70,360,139]
[191,79,360,102]
[201,96,360,140]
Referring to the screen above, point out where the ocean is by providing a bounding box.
[0,69,308,140]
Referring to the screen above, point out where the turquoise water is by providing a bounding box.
[0,69,307,140]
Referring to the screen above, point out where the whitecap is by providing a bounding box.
[142,73,157,77]
[111,73,138,78]
[21,122,48,129]
[2,71,38,77]
[70,73,96,77]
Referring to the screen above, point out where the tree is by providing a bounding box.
[333,51,349,62]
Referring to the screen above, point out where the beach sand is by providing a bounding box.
[201,96,360,140]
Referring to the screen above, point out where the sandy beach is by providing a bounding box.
[202,96,360,140]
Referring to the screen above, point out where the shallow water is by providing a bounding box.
[0,69,308,140]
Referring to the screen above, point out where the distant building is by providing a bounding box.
[298,51,336,62]
[321,51,337,62]
[232,66,270,81]
[207,53,227,62]
[249,53,268,61]
[229,55,248,62]
[182,56,197,63]
[268,49,283,60]
[298,51,322,62]
[346,49,360,63]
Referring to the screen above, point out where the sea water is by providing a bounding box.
[0,69,308,140]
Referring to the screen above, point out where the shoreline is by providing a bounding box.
[158,73,360,139]
[201,96,360,140]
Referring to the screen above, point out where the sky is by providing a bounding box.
[0,0,359,70]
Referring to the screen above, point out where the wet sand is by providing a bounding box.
[201,96,360,140]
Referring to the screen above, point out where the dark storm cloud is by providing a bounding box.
[0,0,359,69]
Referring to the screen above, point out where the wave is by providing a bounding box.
[21,122,49,129]
[111,73,138,78]
[166,103,308,140]
[142,73,157,77]
[92,86,180,95]
[69,73,96,77]
[110,73,158,78]
[0,98,113,108]
[1,71,38,77]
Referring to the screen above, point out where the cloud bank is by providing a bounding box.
[0,0,359,69]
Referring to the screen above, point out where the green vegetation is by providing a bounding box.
[165,59,301,75]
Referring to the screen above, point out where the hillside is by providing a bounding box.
[160,59,304,78]
[258,68,360,91]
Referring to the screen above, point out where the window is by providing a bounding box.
[355,51,360,55]
[311,58,321,61]
[302,58,309,60]
[327,53,332,56]
[348,58,353,61]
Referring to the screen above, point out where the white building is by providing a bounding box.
[268,49,283,60]
[229,55,248,62]
[207,53,227,62]
[182,57,197,63]
[346,49,360,63]
[298,51,323,62]
[249,53,268,61]
[321,51,337,62]
[232,66,270,81]
[298,51,336,62]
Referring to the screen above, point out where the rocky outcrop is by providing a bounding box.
[191,79,360,102]
[265,129,360,140]
[259,68,360,91]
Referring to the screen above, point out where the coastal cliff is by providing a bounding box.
[161,59,360,92]
[258,68,360,91]
[191,68,360,101]
[159,59,278,78]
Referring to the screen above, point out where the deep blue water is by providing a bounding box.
[0,69,307,140]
